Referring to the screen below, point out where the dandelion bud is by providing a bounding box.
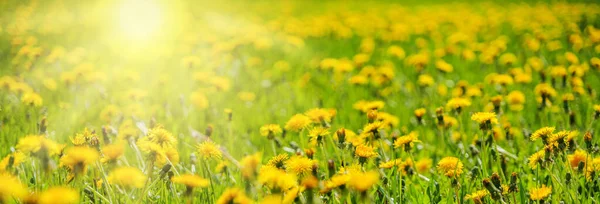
[102,126,111,144]
[311,163,318,177]
[328,159,335,177]
[336,128,346,147]
[39,116,47,134]
[159,164,172,179]
[205,125,213,137]
[436,107,444,126]
[470,166,479,179]
[491,173,502,189]
[483,178,502,201]
[469,145,480,156]
[491,96,502,113]
[585,131,593,149]
[577,161,585,172]
[569,112,576,126]
[509,172,518,193]
[566,172,572,184]
[302,176,318,189]
[224,109,233,122]
[305,148,315,159]
[367,110,378,122]
[414,108,426,124]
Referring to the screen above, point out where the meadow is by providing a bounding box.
[1,0,600,203]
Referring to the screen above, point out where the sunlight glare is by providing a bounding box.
[118,0,163,41]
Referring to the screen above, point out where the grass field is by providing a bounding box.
[1,0,600,203]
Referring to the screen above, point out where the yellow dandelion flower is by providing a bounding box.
[507,91,526,111]
[415,158,433,174]
[285,156,314,175]
[21,92,43,107]
[60,146,99,174]
[0,152,26,171]
[284,114,312,132]
[528,150,545,169]
[260,124,283,138]
[308,126,330,145]
[241,153,262,179]
[446,97,472,111]
[172,174,210,188]
[146,126,177,148]
[258,166,297,191]
[471,112,498,125]
[379,159,402,169]
[534,83,557,98]
[464,190,488,204]
[16,135,61,156]
[266,154,289,169]
[417,74,435,87]
[530,127,555,142]
[216,188,252,204]
[529,185,552,201]
[197,140,222,160]
[355,144,378,159]
[348,171,379,192]
[38,187,80,204]
[0,174,27,202]
[305,108,334,124]
[567,149,587,169]
[393,131,421,150]
[101,142,125,163]
[436,157,464,178]
[108,167,146,189]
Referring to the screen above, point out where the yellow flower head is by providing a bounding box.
[38,187,80,204]
[379,159,402,169]
[528,149,546,169]
[197,140,222,160]
[414,108,427,118]
[348,171,379,192]
[0,174,27,202]
[0,152,26,171]
[172,174,210,188]
[284,114,312,132]
[21,92,43,107]
[258,166,297,191]
[260,124,282,138]
[534,83,557,98]
[60,146,99,174]
[471,112,498,124]
[101,143,125,163]
[305,108,335,124]
[241,153,262,179]
[446,97,472,111]
[16,135,61,156]
[436,157,464,178]
[530,127,555,142]
[146,126,177,148]
[415,158,433,174]
[567,149,587,169]
[464,190,488,204]
[216,188,252,204]
[354,144,378,159]
[285,156,314,175]
[393,131,421,150]
[529,185,552,201]
[308,126,330,145]
[266,154,289,169]
[507,91,526,111]
[108,167,146,189]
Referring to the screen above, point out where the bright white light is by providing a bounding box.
[118,0,163,41]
